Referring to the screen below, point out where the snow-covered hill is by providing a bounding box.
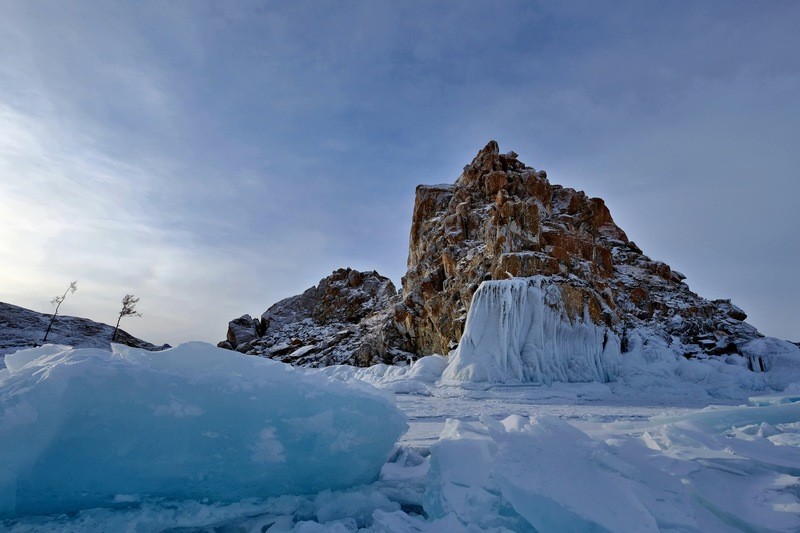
[0,301,168,358]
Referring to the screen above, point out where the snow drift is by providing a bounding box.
[0,343,407,518]
[443,278,621,384]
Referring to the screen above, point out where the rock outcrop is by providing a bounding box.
[0,301,168,357]
[222,141,764,369]
[219,268,414,366]
[398,141,759,360]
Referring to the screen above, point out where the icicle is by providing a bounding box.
[443,277,621,384]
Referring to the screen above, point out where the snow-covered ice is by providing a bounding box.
[1,334,799,531]
[421,399,800,532]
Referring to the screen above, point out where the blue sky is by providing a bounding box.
[1,1,798,344]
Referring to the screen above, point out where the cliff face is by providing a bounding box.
[398,141,759,360]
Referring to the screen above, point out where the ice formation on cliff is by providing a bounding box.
[443,278,621,384]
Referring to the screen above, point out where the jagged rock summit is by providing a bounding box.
[398,140,759,363]
[219,268,413,366]
[0,301,167,357]
[223,141,766,372]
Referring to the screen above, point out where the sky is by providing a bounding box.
[1,1,798,345]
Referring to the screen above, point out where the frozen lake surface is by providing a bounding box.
[2,343,799,532]
[396,392,699,449]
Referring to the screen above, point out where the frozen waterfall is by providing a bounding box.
[442,278,621,384]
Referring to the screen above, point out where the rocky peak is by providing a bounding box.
[221,141,763,370]
[219,268,414,366]
[398,141,759,359]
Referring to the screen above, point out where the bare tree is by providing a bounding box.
[42,281,78,344]
[112,294,142,342]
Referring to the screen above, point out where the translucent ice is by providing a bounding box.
[0,342,407,518]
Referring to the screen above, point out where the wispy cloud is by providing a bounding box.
[0,3,343,343]
[1,1,798,342]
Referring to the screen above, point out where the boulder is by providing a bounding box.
[226,314,259,349]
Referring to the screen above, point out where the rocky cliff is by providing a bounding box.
[0,301,168,357]
[398,141,759,362]
[219,268,414,366]
[223,141,764,369]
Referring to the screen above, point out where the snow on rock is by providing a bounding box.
[443,278,621,384]
[216,141,785,378]
[741,337,800,387]
[0,342,407,518]
[0,301,167,357]
[219,268,415,367]
[607,331,800,401]
[224,313,262,350]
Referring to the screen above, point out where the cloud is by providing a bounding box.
[1,0,798,343]
[0,92,344,343]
